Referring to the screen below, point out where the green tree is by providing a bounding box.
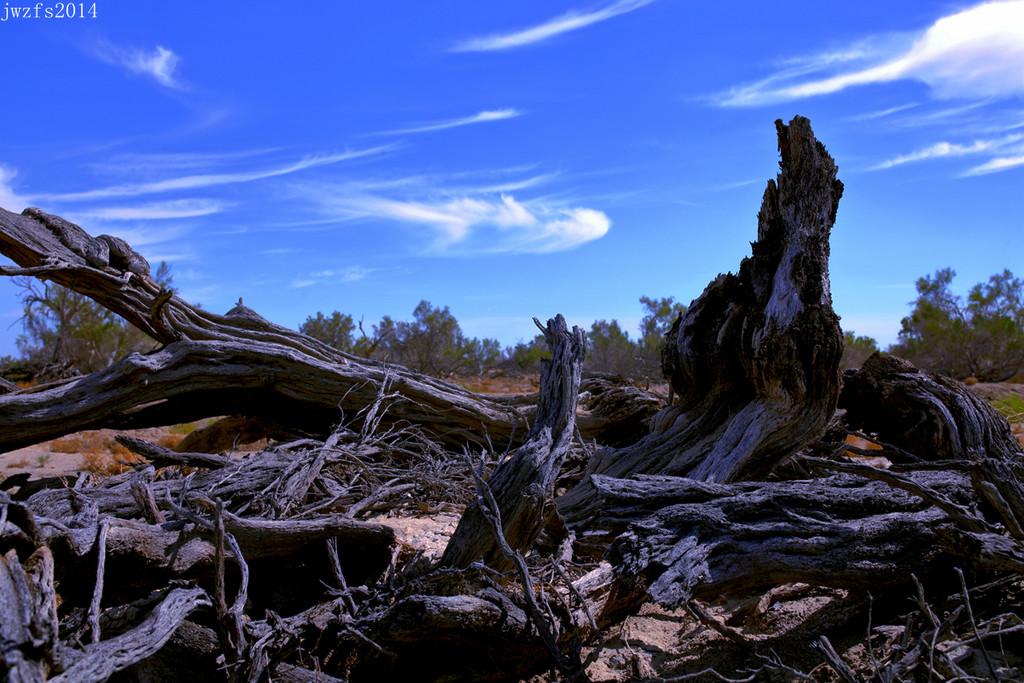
[14,262,173,374]
[638,295,687,377]
[368,301,500,377]
[506,334,549,374]
[300,311,356,352]
[840,330,878,370]
[964,269,1024,380]
[587,319,638,376]
[892,268,1024,381]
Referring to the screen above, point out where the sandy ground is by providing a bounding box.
[0,423,214,482]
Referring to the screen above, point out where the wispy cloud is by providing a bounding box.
[707,178,761,192]
[305,186,610,254]
[845,103,920,122]
[68,199,229,220]
[373,109,522,136]
[963,152,1024,175]
[290,266,375,289]
[27,146,394,203]
[451,0,655,52]
[89,149,282,176]
[885,100,996,129]
[92,223,191,248]
[89,41,184,89]
[714,1,1024,106]
[0,165,28,211]
[872,133,1024,170]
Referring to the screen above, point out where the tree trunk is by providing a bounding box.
[441,315,586,569]
[560,117,845,525]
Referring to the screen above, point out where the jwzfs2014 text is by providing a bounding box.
[0,2,97,21]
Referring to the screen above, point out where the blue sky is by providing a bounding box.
[1,0,1022,356]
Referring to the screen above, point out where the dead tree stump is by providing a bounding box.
[441,315,586,569]
[561,116,845,525]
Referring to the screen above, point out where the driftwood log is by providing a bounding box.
[2,116,1023,682]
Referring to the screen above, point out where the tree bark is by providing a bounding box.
[841,351,1024,462]
[567,471,1024,614]
[0,337,524,452]
[559,116,845,526]
[0,206,530,451]
[441,315,586,569]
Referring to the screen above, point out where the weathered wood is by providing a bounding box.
[841,351,1024,462]
[0,205,532,451]
[0,338,524,453]
[16,500,394,579]
[50,587,210,683]
[358,593,548,683]
[4,117,1021,683]
[116,435,232,469]
[441,315,586,569]
[0,547,57,682]
[24,446,295,519]
[570,471,1024,614]
[561,117,844,517]
[575,376,662,448]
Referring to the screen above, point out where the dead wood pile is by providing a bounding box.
[2,116,1023,682]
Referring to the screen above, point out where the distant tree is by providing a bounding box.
[587,319,638,376]
[14,262,172,374]
[638,295,687,377]
[462,336,503,376]
[300,311,356,352]
[639,296,687,344]
[964,269,1024,380]
[840,330,878,370]
[367,301,500,377]
[892,268,1024,381]
[506,334,549,374]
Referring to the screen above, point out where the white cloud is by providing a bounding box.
[90,149,281,176]
[144,252,195,264]
[530,208,610,253]
[374,109,522,136]
[69,199,228,220]
[27,146,394,203]
[707,178,761,192]
[313,190,609,254]
[963,153,1024,175]
[90,42,184,89]
[715,1,1024,106]
[290,266,374,289]
[451,0,655,52]
[872,133,1024,169]
[845,103,920,122]
[0,165,28,211]
[92,223,190,248]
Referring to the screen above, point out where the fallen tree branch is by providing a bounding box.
[50,587,211,683]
